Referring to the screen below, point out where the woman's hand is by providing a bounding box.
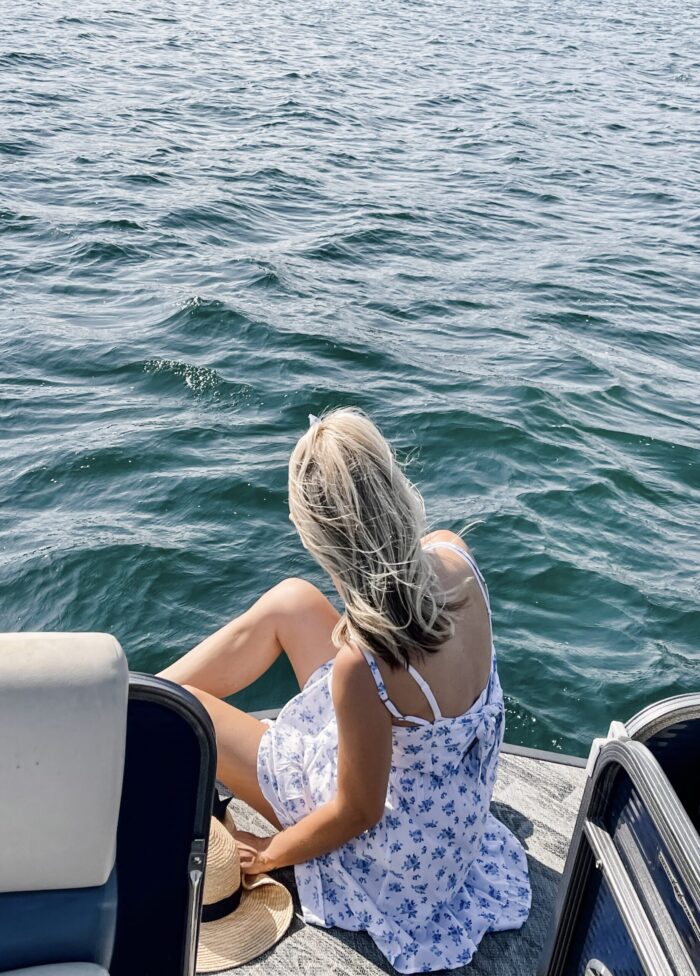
[232,829,276,875]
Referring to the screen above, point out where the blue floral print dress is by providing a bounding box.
[257,542,531,973]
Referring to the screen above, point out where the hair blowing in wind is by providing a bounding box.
[288,408,468,670]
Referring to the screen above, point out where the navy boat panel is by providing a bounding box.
[625,696,700,833]
[565,849,646,976]
[538,734,699,976]
[606,773,700,970]
[643,718,700,833]
[111,676,216,976]
[0,870,117,972]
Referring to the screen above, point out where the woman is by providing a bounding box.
[159,407,530,973]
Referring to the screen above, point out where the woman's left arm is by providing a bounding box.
[236,644,393,873]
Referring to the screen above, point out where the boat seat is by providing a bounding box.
[0,966,109,976]
[0,634,128,973]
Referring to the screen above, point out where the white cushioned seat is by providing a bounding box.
[0,966,109,976]
[0,633,128,893]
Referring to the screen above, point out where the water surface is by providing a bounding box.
[2,0,699,755]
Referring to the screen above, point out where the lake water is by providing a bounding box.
[2,0,698,756]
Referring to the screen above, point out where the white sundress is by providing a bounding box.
[257,542,531,974]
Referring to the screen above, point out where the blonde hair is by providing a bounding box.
[288,407,467,670]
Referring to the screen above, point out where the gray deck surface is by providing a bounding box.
[206,753,585,976]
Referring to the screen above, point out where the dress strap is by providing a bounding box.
[358,543,492,726]
[407,665,442,722]
[423,540,492,616]
[359,648,433,727]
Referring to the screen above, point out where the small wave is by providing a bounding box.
[0,51,54,68]
[247,266,284,290]
[0,210,35,234]
[72,239,145,265]
[122,172,170,187]
[303,225,412,263]
[160,203,264,233]
[237,165,322,190]
[156,297,252,339]
[143,359,223,394]
[90,218,144,231]
[0,138,41,157]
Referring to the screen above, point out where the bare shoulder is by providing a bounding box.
[332,644,391,728]
[422,528,478,596]
[421,528,473,556]
[332,643,375,699]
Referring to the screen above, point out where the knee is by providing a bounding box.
[268,577,325,615]
[182,683,207,704]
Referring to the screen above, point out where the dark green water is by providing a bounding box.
[2,0,699,756]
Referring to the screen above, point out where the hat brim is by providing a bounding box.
[197,873,294,972]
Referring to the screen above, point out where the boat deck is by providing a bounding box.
[210,748,586,976]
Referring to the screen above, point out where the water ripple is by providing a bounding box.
[1,0,699,751]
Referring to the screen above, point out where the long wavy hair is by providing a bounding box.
[288,407,468,670]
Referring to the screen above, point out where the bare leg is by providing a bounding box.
[158,577,341,698]
[183,686,284,830]
[159,579,340,825]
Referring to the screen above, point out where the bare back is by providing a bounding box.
[367,530,493,726]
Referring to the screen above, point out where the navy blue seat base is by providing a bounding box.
[0,870,117,973]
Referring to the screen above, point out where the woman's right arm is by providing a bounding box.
[238,643,393,873]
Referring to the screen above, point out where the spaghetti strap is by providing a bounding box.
[358,543,493,726]
[423,540,491,615]
[359,647,434,727]
[407,664,442,722]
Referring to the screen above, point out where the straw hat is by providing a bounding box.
[197,807,294,971]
